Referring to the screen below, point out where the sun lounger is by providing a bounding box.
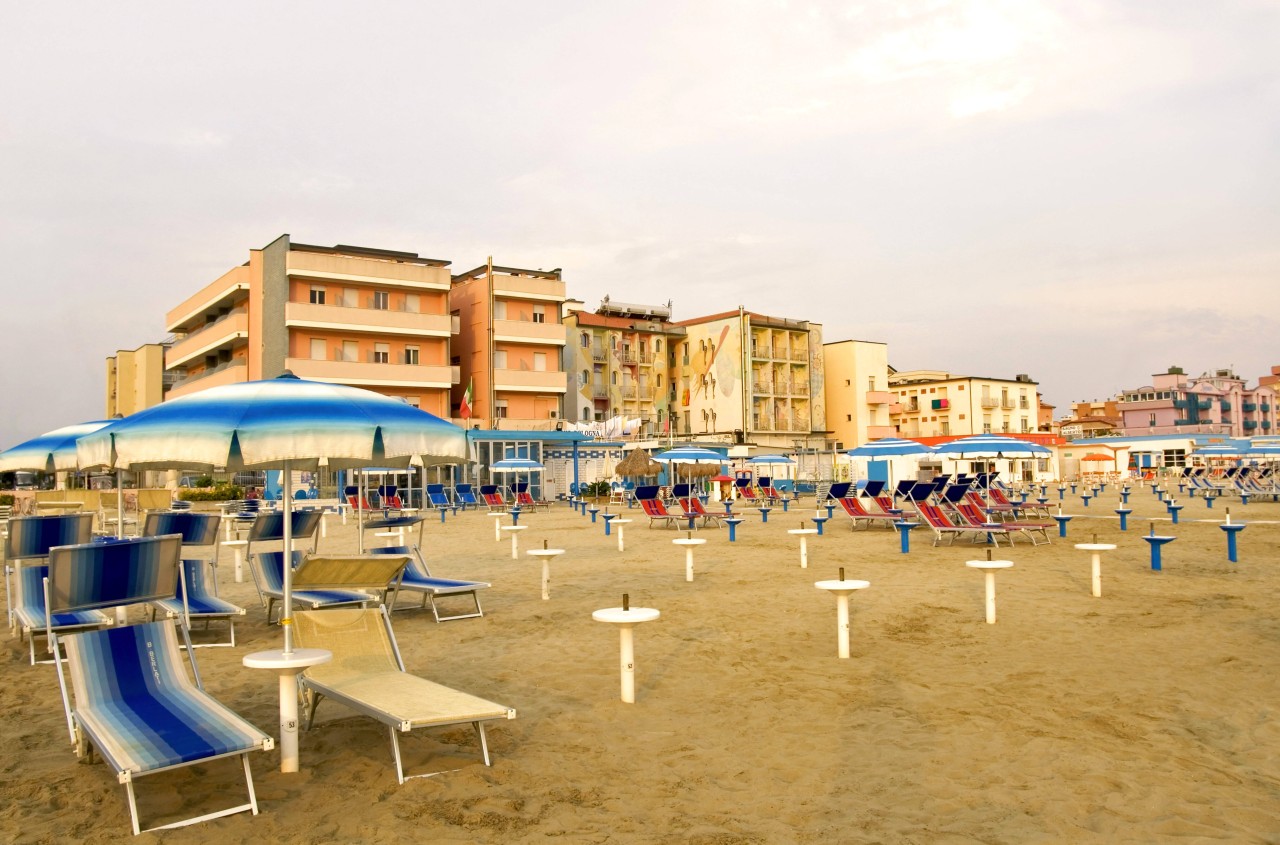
[836,495,900,529]
[513,481,549,511]
[45,534,273,835]
[143,512,243,647]
[293,606,516,783]
[479,484,508,512]
[371,545,490,622]
[672,484,723,528]
[733,477,760,502]
[636,485,680,528]
[426,484,452,511]
[955,502,1052,546]
[249,551,400,624]
[5,513,97,654]
[916,502,1009,547]
[453,484,479,510]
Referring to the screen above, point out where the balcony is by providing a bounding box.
[1001,400,1016,410]
[753,379,775,394]
[1244,420,1258,429]
[1263,420,1272,429]
[1243,402,1257,412]
[1174,419,1192,426]
[1197,399,1212,410]
[165,359,248,399]
[888,403,904,415]
[493,368,568,393]
[980,398,999,409]
[166,310,250,368]
[492,318,566,346]
[866,391,894,405]
[790,382,810,396]
[287,250,450,290]
[751,346,774,360]
[1173,399,1189,409]
[591,384,610,399]
[284,301,453,337]
[1262,403,1272,412]
[285,357,457,389]
[591,346,607,362]
[492,274,566,302]
[1220,401,1232,411]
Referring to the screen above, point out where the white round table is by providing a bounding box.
[223,539,248,583]
[965,559,1013,624]
[673,537,707,582]
[501,525,528,559]
[526,548,565,600]
[592,606,660,703]
[814,579,871,658]
[787,527,819,568]
[1074,543,1116,597]
[242,647,332,773]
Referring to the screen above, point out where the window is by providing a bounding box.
[581,333,590,348]
[404,397,419,409]
[494,350,508,369]
[342,341,358,362]
[533,304,545,323]
[373,343,389,364]
[868,377,876,391]
[846,414,852,422]
[309,286,325,305]
[682,343,689,365]
[611,372,618,385]
[343,287,357,308]
[493,300,507,320]
[372,291,389,310]
[534,352,547,372]
[582,406,590,420]
[404,294,419,313]
[655,339,662,351]
[404,345,419,365]
[1149,413,1157,426]
[310,339,326,360]
[495,399,508,419]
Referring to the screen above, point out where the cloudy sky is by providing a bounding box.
[3,1,1277,444]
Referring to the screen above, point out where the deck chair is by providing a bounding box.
[426,484,452,511]
[345,485,376,513]
[958,502,1052,546]
[513,481,549,511]
[757,476,783,503]
[371,545,489,622]
[143,512,244,647]
[293,606,516,784]
[836,495,900,530]
[479,484,508,512]
[453,484,479,510]
[672,484,723,529]
[733,477,760,502]
[46,534,273,835]
[5,512,96,642]
[893,479,916,502]
[249,551,400,624]
[916,502,1007,547]
[635,485,680,529]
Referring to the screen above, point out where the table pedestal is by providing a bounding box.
[527,549,564,600]
[1220,522,1245,562]
[1074,543,1116,597]
[894,520,919,554]
[223,539,248,583]
[242,648,332,773]
[612,519,632,551]
[592,607,660,703]
[502,525,528,559]
[814,580,870,658]
[965,560,1013,624]
[673,538,706,582]
[788,528,818,568]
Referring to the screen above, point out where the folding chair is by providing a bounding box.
[5,513,96,652]
[46,534,273,835]
[453,483,479,510]
[635,485,680,528]
[249,551,396,624]
[371,544,490,622]
[294,605,516,784]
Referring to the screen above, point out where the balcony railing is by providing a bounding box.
[980,398,999,409]
[1173,399,1189,409]
[1243,402,1257,412]
[1261,403,1272,412]
[1244,420,1258,429]
[751,346,774,359]
[592,384,609,399]
[1001,400,1016,410]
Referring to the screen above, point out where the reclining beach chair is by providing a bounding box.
[45,534,273,835]
[671,484,723,529]
[5,513,98,660]
[479,484,508,512]
[143,512,244,647]
[957,501,1053,546]
[756,476,783,504]
[453,483,479,510]
[893,479,916,503]
[345,485,376,514]
[837,492,900,530]
[636,485,680,529]
[513,481,549,511]
[250,551,404,624]
[293,605,517,784]
[371,544,490,622]
[733,477,760,503]
[379,485,404,510]
[426,483,452,512]
[916,502,1008,547]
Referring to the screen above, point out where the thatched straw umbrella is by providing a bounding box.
[615,448,662,478]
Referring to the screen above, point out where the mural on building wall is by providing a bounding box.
[678,318,743,434]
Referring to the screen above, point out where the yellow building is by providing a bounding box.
[888,370,1040,437]
[105,343,167,417]
[823,339,895,449]
[563,298,683,436]
[161,235,458,416]
[450,261,568,429]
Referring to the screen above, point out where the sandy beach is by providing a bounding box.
[4,487,1279,844]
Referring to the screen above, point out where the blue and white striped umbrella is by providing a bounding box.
[0,420,111,473]
[653,447,725,464]
[76,373,467,656]
[77,373,467,472]
[746,454,796,465]
[490,458,545,473]
[845,438,935,459]
[935,434,1050,458]
[1193,442,1250,458]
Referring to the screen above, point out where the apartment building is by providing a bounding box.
[668,309,826,449]
[563,298,684,437]
[450,261,568,428]
[162,235,458,416]
[105,343,167,417]
[1116,365,1277,438]
[888,370,1040,437]
[823,339,894,450]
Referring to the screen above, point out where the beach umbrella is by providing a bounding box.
[746,454,795,465]
[654,446,724,489]
[936,435,1050,502]
[846,438,935,491]
[0,420,122,527]
[615,448,661,478]
[1193,442,1250,458]
[489,457,544,500]
[77,373,468,654]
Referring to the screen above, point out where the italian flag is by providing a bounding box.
[460,378,473,420]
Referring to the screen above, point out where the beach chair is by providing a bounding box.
[453,483,479,510]
[143,512,244,648]
[371,544,490,622]
[479,484,508,512]
[672,484,723,529]
[916,502,1007,547]
[958,501,1053,546]
[513,481,549,511]
[426,483,452,512]
[5,512,96,645]
[836,494,900,530]
[734,477,760,503]
[757,476,784,504]
[893,479,916,503]
[293,605,516,784]
[345,486,376,513]
[249,551,400,624]
[636,485,680,529]
[45,534,273,835]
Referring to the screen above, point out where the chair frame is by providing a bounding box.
[372,544,489,622]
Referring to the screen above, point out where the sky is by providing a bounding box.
[2,0,1278,445]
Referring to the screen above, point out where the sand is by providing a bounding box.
[4,486,1280,844]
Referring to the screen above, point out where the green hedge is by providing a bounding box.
[0,494,13,507]
[178,484,244,502]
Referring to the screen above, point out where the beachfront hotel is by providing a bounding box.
[887,370,1042,438]
[159,235,459,417]
[562,297,685,439]
[1115,365,1277,439]
[105,342,167,418]
[822,339,895,450]
[448,262,569,429]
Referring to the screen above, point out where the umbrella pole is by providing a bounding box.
[116,471,125,537]
[282,458,294,654]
